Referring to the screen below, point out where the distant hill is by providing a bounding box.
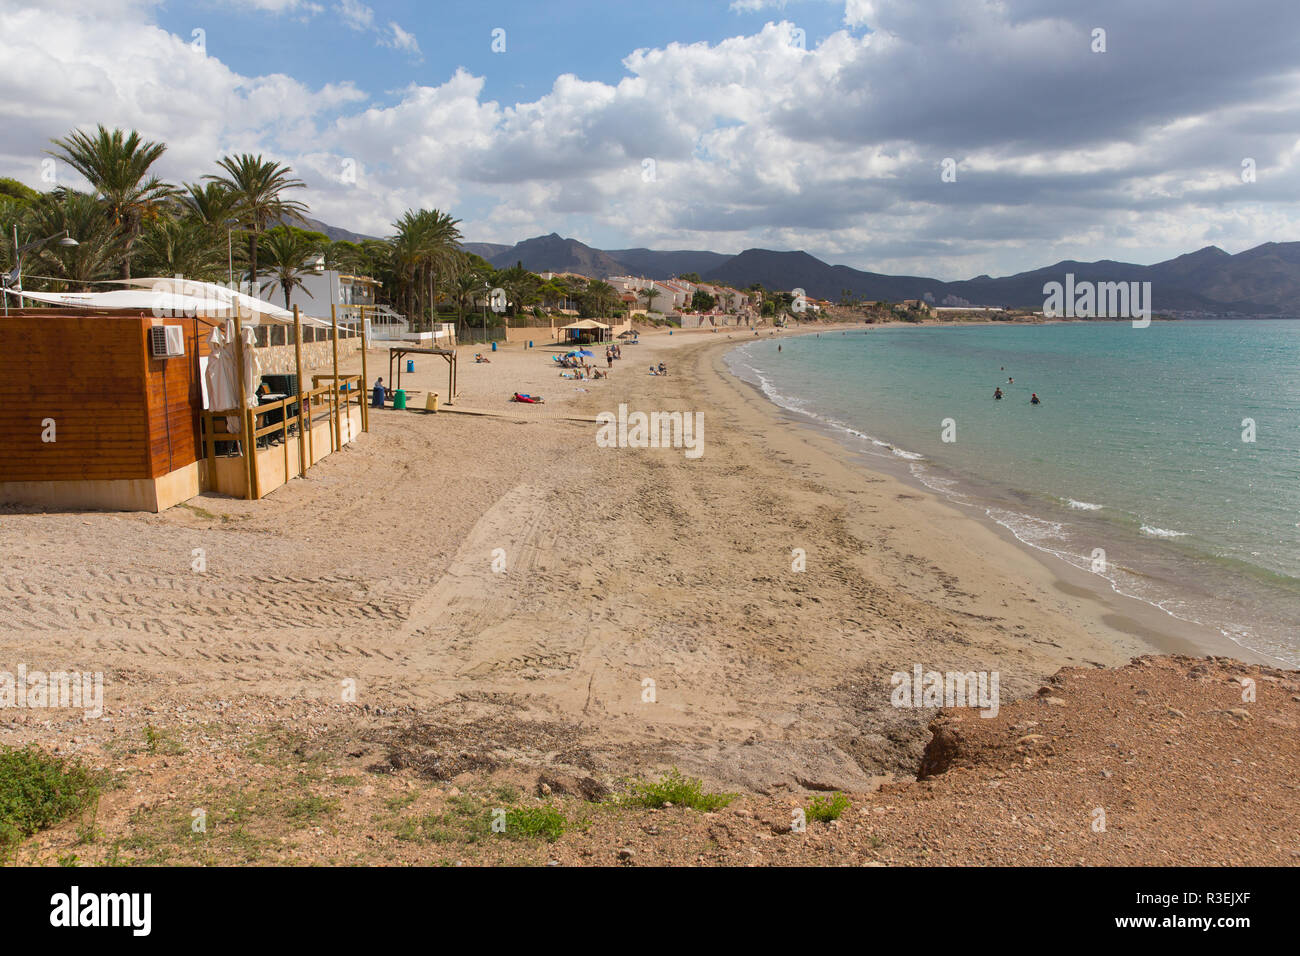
[703,249,947,303]
[702,246,1291,313]
[467,235,732,280]
[1170,242,1300,311]
[483,233,632,276]
[461,242,513,259]
[605,247,733,278]
[297,216,377,244]
[323,216,1300,314]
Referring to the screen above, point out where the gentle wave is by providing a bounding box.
[1066,498,1103,511]
[727,346,929,465]
[1141,524,1190,538]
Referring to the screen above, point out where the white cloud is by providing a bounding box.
[228,0,323,15]
[1,0,1298,278]
[382,22,420,57]
[336,0,373,31]
[333,1,419,58]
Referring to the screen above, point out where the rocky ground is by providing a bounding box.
[9,655,1295,866]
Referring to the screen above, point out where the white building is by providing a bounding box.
[260,268,411,340]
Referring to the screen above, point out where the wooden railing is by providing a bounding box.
[199,374,363,500]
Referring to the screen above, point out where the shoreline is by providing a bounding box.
[712,323,1278,665]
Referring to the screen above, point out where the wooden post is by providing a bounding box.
[293,306,307,478]
[360,304,369,432]
[204,411,215,478]
[281,396,289,484]
[307,386,315,465]
[330,304,341,451]
[232,311,257,500]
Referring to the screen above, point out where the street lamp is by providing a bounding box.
[3,228,79,316]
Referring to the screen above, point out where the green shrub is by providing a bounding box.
[806,792,850,823]
[504,805,567,842]
[0,746,102,854]
[619,768,735,812]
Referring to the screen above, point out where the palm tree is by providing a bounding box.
[451,265,488,329]
[638,285,661,315]
[583,279,617,317]
[135,215,228,282]
[179,181,236,227]
[258,227,324,309]
[324,240,372,275]
[389,208,463,329]
[24,189,123,290]
[48,125,174,279]
[494,263,540,321]
[0,199,25,279]
[204,154,308,289]
[387,224,425,326]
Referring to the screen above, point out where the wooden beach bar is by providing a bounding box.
[0,299,366,512]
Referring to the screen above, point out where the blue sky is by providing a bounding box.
[159,1,851,114]
[3,0,1299,278]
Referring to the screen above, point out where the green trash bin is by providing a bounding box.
[393,389,407,410]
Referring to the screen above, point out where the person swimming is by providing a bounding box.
[1030,392,1041,405]
[994,387,1003,400]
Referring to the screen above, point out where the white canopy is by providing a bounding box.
[4,280,330,328]
[114,278,331,327]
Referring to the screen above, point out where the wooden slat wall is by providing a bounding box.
[0,313,205,483]
[143,317,209,478]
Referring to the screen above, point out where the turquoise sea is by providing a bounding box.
[725,320,1300,666]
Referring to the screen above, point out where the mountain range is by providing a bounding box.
[457,232,1300,315]
[310,219,1300,315]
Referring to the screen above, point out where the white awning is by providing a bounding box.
[113,278,331,327]
[4,280,330,327]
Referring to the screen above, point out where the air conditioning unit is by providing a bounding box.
[149,325,185,358]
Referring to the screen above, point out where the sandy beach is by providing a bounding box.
[1,323,1295,865]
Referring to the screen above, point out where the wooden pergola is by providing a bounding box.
[388,345,457,405]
